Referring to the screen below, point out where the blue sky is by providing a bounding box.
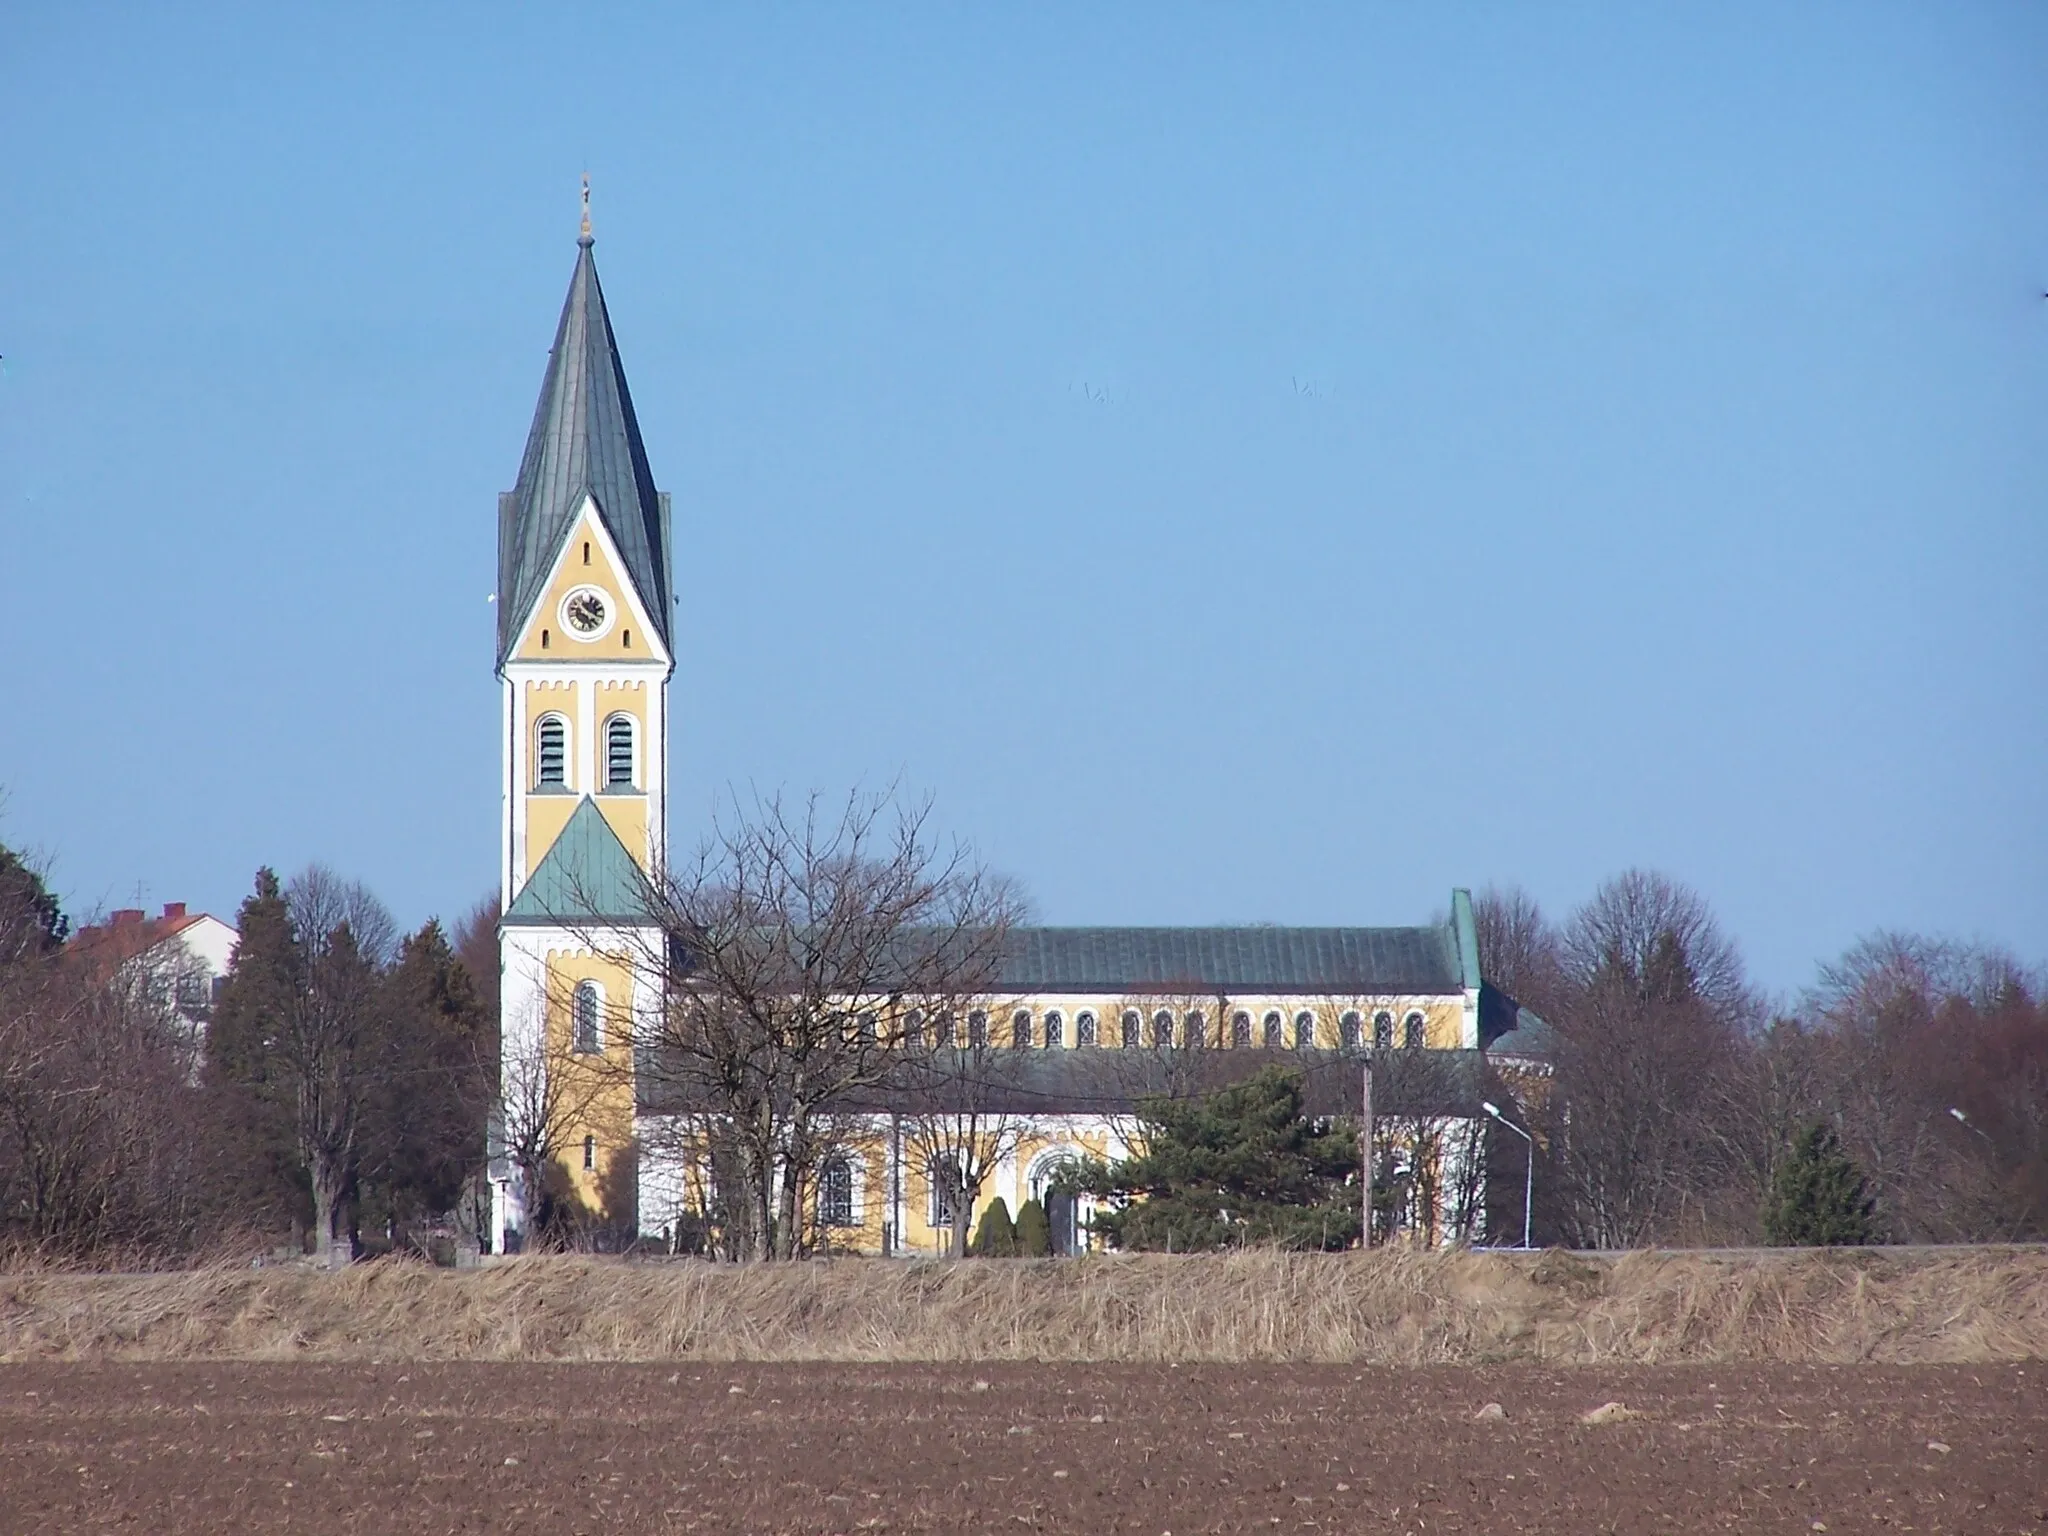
[3,5,2043,994]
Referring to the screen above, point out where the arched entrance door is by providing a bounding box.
[1026,1149,1083,1256]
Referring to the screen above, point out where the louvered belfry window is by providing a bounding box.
[606,716,634,789]
[537,718,567,786]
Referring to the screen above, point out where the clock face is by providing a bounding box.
[560,586,612,640]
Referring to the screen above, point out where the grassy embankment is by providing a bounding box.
[3,1247,2043,1365]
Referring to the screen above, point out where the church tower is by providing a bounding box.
[491,195,672,1250]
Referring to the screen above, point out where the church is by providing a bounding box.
[488,209,1547,1258]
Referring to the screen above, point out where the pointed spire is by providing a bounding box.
[496,223,672,666]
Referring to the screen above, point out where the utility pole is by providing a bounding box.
[1361,1058,1374,1248]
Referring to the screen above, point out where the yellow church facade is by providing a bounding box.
[488,219,1548,1256]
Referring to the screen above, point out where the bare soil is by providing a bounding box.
[1,1362,2040,1534]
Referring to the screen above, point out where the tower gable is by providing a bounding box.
[506,496,671,666]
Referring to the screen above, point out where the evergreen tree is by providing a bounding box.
[1013,1197,1053,1258]
[205,866,407,1261]
[204,870,308,1233]
[357,920,490,1243]
[1763,1121,1878,1246]
[1074,1066,1361,1251]
[0,842,68,966]
[971,1195,1016,1257]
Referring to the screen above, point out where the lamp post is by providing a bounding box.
[1483,1100,1534,1251]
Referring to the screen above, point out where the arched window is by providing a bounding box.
[1011,1010,1032,1048]
[1373,1010,1394,1050]
[820,1156,855,1228]
[1184,1010,1206,1049]
[857,1012,878,1043]
[536,716,568,787]
[1403,1011,1426,1049]
[1121,1009,1141,1049]
[572,980,602,1053]
[1044,1011,1064,1048]
[1340,1010,1364,1049]
[582,1133,597,1172]
[967,1010,988,1047]
[1295,1011,1317,1049]
[904,1009,925,1049]
[604,715,635,790]
[935,1011,955,1047]
[1075,1011,1097,1047]
[1231,1011,1252,1048]
[1152,1010,1175,1048]
[1263,1010,1284,1048]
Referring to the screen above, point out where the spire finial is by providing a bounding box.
[579,173,593,247]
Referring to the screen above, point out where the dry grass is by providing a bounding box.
[2,1247,2043,1365]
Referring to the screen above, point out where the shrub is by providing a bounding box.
[971,1197,1016,1257]
[1014,1199,1053,1258]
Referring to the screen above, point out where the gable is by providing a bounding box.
[507,500,668,665]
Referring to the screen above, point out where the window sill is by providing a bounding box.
[597,786,646,798]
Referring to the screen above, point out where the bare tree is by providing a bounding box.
[278,867,397,1267]
[897,1006,1030,1258]
[1542,871,1755,1248]
[1472,885,1566,1017]
[629,788,1022,1261]
[0,909,225,1261]
[1794,934,2048,1242]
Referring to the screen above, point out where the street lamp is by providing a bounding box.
[1483,1100,1534,1251]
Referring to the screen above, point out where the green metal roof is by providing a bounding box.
[503,797,659,927]
[994,924,1463,995]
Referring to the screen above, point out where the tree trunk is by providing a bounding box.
[775,1159,802,1261]
[951,1188,972,1259]
[311,1156,348,1270]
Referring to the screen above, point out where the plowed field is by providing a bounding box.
[1,1362,2039,1533]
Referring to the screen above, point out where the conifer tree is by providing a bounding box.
[1013,1197,1053,1258]
[206,866,400,1262]
[358,920,490,1242]
[1074,1066,1361,1251]
[205,869,308,1233]
[971,1195,1016,1257]
[0,842,68,965]
[1763,1121,1878,1246]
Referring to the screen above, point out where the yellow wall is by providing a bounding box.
[524,791,579,882]
[511,507,653,663]
[543,948,640,1212]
